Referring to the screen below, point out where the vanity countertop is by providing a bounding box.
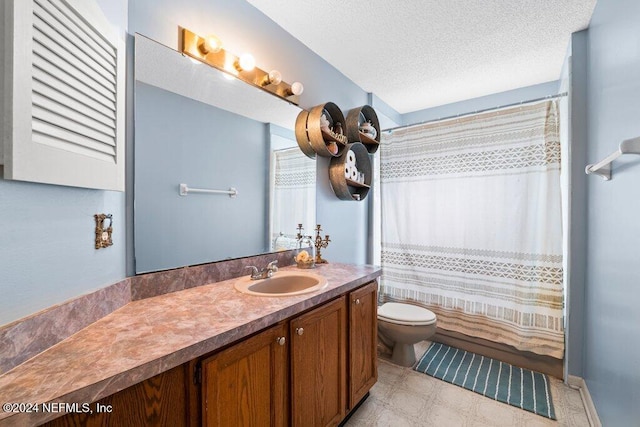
[0,263,381,426]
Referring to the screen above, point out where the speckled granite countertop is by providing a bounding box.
[0,263,381,426]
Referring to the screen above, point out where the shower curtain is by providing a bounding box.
[379,101,564,359]
[270,148,316,249]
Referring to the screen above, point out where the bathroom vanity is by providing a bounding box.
[0,263,380,426]
[200,281,377,426]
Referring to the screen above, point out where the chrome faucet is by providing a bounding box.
[245,260,278,280]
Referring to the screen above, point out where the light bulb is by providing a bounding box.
[287,82,304,96]
[199,34,222,54]
[236,53,255,71]
[261,70,282,86]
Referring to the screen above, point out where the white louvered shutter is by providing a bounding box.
[1,0,125,191]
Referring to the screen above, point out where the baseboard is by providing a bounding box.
[567,375,602,427]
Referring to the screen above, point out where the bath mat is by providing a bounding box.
[414,342,556,420]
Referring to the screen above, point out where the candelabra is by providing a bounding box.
[314,224,331,264]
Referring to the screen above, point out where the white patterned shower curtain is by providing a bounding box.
[270,148,316,248]
[379,101,564,359]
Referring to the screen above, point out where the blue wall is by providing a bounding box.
[0,183,125,325]
[583,0,640,424]
[0,0,128,326]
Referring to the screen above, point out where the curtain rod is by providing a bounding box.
[383,92,568,133]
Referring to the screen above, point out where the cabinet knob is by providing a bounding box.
[296,327,304,336]
[276,336,286,346]
[354,298,361,305]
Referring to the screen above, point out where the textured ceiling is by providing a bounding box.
[247,0,596,114]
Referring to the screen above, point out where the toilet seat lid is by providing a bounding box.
[378,303,436,326]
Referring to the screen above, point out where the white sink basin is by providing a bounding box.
[234,270,328,297]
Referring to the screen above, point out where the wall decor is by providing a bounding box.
[295,102,348,159]
[295,102,379,201]
[345,105,380,153]
[328,142,372,201]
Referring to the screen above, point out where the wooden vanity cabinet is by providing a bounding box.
[198,283,376,427]
[290,296,347,426]
[43,281,378,427]
[199,323,289,427]
[44,363,192,427]
[348,281,378,410]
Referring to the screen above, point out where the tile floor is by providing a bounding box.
[345,342,592,427]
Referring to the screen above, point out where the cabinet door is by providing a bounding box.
[201,323,288,427]
[44,363,190,427]
[290,296,347,427]
[349,281,378,409]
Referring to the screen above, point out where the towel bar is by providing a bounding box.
[179,183,237,198]
[585,136,640,180]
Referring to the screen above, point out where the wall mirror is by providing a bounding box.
[133,34,315,273]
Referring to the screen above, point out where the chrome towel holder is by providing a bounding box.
[585,136,640,180]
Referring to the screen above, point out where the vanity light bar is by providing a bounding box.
[181,28,301,105]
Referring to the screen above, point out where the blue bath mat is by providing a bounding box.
[415,342,556,420]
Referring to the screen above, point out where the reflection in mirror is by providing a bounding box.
[134,34,301,129]
[133,34,314,273]
[269,134,316,251]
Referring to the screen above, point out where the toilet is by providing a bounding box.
[377,302,437,367]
